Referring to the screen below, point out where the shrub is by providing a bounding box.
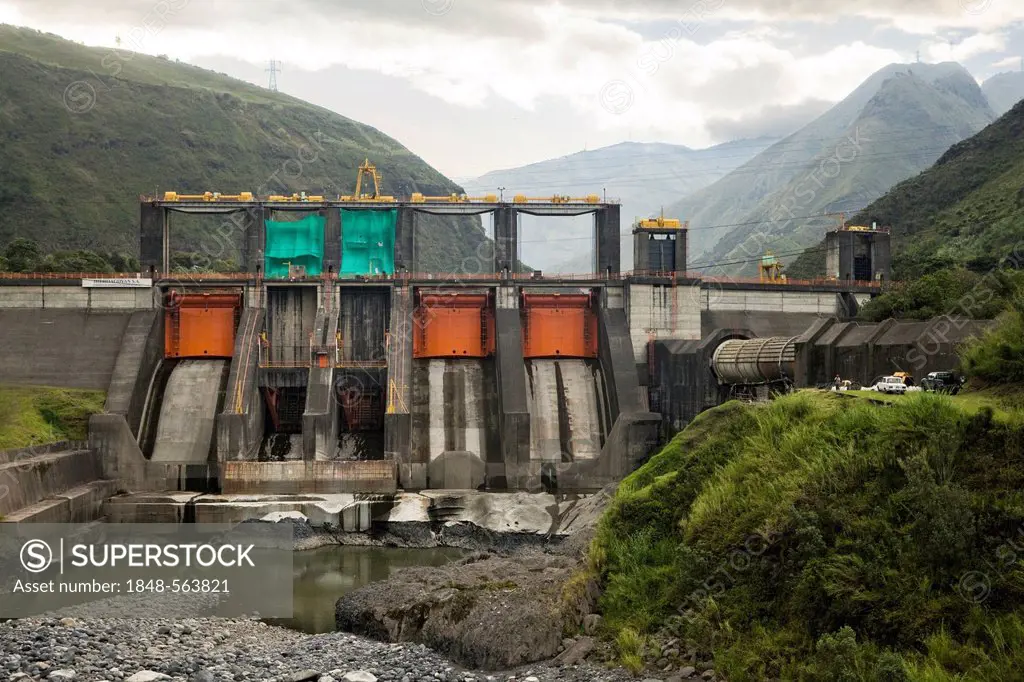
[591,391,1024,680]
[960,304,1024,384]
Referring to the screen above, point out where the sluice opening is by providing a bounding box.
[259,386,306,461]
[333,286,391,461]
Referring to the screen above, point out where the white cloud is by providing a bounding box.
[0,0,1019,174]
[990,54,1022,70]
[924,31,1006,62]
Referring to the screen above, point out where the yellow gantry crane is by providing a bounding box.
[340,159,395,202]
[759,251,786,283]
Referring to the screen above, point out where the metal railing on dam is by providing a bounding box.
[0,270,885,290]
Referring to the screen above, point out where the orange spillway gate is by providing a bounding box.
[522,293,598,359]
[413,292,494,358]
[165,291,242,358]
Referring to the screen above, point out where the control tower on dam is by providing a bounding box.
[0,182,890,507]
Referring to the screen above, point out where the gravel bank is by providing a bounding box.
[0,617,635,682]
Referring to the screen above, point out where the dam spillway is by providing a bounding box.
[0,193,901,517]
[149,359,229,463]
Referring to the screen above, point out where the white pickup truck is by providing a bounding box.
[873,376,908,395]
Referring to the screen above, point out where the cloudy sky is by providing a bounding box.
[1,0,1023,177]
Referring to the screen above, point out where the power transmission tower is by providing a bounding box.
[266,59,282,91]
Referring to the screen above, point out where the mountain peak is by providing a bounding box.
[667,58,994,274]
[983,70,1024,116]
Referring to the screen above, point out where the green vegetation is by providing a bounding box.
[592,390,1024,680]
[960,297,1024,386]
[856,268,1024,322]
[847,387,1024,417]
[0,236,143,274]
[0,385,105,449]
[0,25,488,272]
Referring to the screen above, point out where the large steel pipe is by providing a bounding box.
[711,337,797,385]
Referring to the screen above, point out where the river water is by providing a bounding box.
[267,545,467,634]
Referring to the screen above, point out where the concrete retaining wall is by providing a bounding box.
[0,449,103,516]
[91,412,219,493]
[704,289,839,315]
[0,285,155,310]
[0,441,87,464]
[803,316,991,386]
[598,293,647,418]
[103,310,163,436]
[0,309,135,389]
[303,365,337,461]
[701,311,825,339]
[626,283,702,366]
[1,481,121,523]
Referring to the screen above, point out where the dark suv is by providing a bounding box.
[921,371,964,394]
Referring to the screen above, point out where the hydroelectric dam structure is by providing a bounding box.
[2,189,971,524]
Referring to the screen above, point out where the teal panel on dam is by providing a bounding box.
[340,209,396,277]
[265,215,325,279]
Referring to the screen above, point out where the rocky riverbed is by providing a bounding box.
[0,487,721,681]
[0,616,635,682]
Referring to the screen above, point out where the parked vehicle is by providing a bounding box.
[873,376,908,394]
[920,371,964,394]
[892,371,915,387]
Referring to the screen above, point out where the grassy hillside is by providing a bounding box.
[0,385,104,449]
[0,25,488,272]
[788,97,1024,281]
[590,389,1024,681]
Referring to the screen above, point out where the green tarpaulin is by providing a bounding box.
[265,215,325,278]
[340,209,396,277]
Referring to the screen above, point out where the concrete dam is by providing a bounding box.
[2,192,981,525]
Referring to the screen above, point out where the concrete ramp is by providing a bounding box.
[526,360,603,463]
[151,360,228,463]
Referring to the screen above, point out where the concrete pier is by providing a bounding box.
[217,307,265,460]
[494,285,529,488]
[302,309,338,461]
[386,284,415,486]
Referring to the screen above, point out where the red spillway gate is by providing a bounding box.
[413,291,495,358]
[522,293,598,359]
[165,291,242,358]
